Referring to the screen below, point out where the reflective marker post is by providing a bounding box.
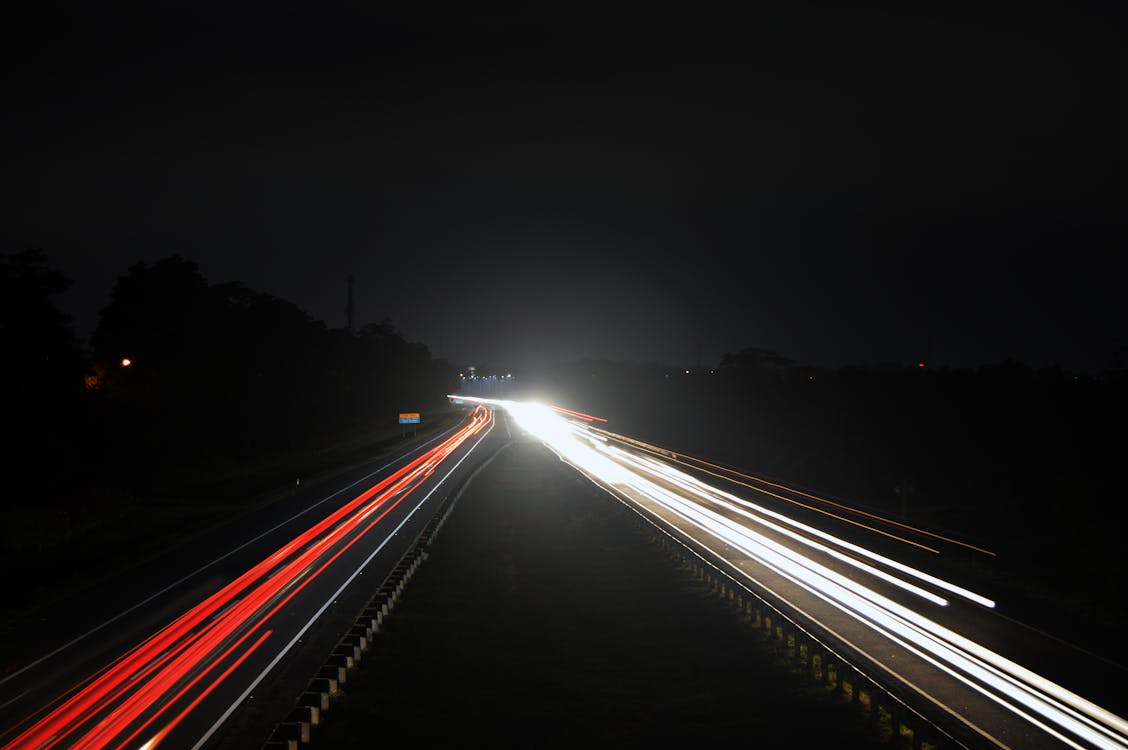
[399,412,421,438]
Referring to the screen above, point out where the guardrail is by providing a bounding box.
[262,434,974,750]
[260,441,506,750]
[611,491,978,750]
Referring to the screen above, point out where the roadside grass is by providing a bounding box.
[888,491,1128,660]
[677,456,1128,668]
[0,405,465,622]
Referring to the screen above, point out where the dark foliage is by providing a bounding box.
[1,249,87,495]
[86,255,456,492]
[2,251,457,525]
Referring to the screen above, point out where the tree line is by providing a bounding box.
[1,250,457,512]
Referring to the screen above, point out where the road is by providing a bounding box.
[0,405,504,750]
[456,395,1128,750]
[310,427,887,748]
[4,395,1125,749]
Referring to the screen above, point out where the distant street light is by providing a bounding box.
[120,358,132,367]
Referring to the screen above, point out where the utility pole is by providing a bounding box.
[346,274,355,334]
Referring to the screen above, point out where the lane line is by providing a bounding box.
[188,415,497,750]
[0,424,456,689]
[552,443,1008,750]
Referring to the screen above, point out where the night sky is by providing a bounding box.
[4,3,1126,374]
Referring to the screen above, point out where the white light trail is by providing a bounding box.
[477,396,1128,750]
[605,443,995,609]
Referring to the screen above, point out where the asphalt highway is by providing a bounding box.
[0,405,506,749]
[457,395,1128,750]
[5,395,1124,750]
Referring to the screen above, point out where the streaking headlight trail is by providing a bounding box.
[454,395,1128,750]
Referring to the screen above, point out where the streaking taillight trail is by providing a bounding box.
[3,406,492,750]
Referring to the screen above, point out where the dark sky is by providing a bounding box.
[4,3,1126,374]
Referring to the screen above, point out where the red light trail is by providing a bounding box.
[2,406,492,750]
[548,404,608,422]
[590,426,995,556]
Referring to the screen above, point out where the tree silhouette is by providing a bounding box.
[0,249,86,501]
[88,255,457,493]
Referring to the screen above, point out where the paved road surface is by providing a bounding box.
[312,433,884,747]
